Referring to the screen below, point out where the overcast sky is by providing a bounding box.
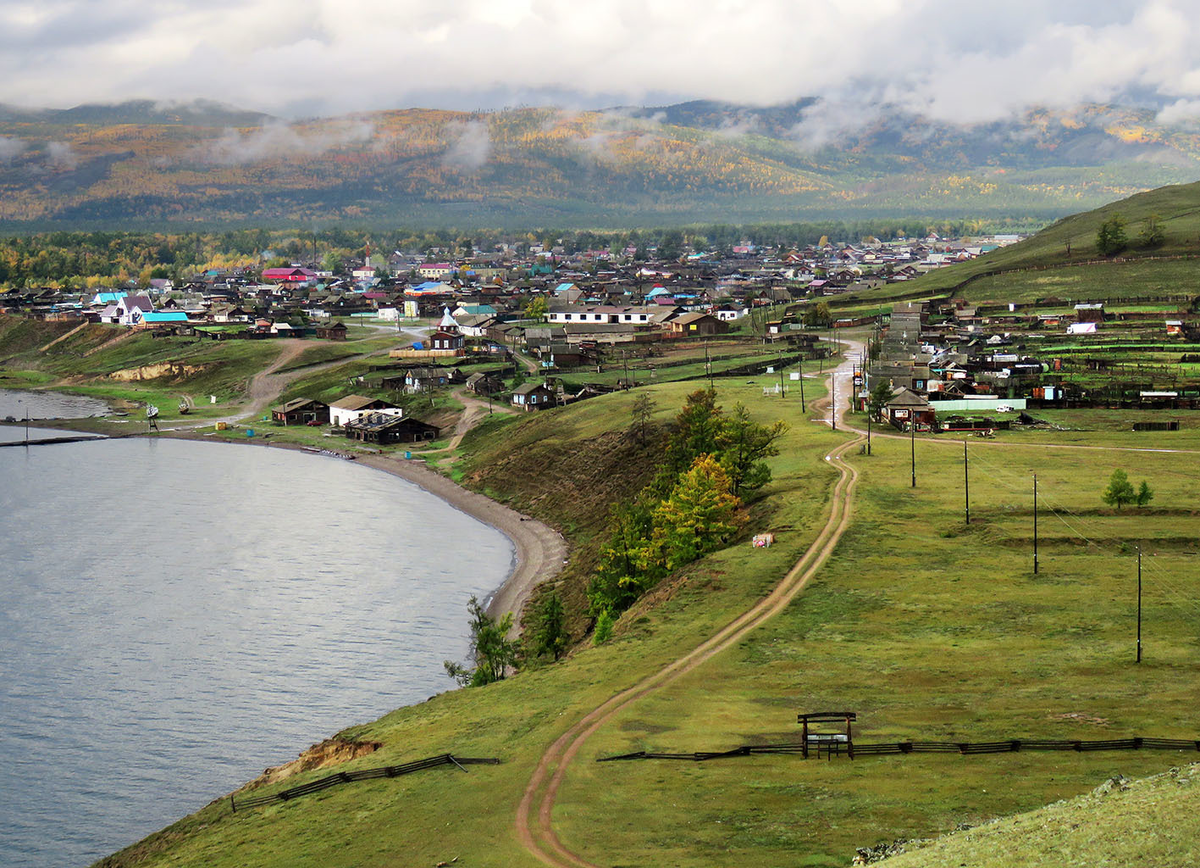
[3,0,1200,124]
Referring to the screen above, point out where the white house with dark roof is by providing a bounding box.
[328,395,402,428]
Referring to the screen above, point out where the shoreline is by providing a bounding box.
[1,414,568,626]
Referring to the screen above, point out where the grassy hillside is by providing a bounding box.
[829,178,1200,316]
[80,358,1200,868]
[879,763,1200,867]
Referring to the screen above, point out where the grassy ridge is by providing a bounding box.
[84,364,1200,868]
[828,178,1200,315]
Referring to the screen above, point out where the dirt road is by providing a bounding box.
[516,347,865,868]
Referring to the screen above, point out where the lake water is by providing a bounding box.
[0,437,513,868]
[0,389,110,421]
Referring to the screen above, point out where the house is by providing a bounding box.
[141,310,190,325]
[429,329,465,351]
[314,322,348,340]
[665,312,729,337]
[329,395,402,427]
[883,388,936,428]
[404,367,460,393]
[546,304,658,325]
[272,398,330,426]
[714,305,748,321]
[418,263,456,280]
[262,266,319,284]
[455,314,497,338]
[210,304,254,323]
[511,382,556,411]
[115,295,155,326]
[344,413,439,444]
[465,371,505,396]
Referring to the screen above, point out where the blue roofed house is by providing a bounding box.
[453,303,497,318]
[143,310,190,324]
[90,290,128,306]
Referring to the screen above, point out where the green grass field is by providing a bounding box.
[89,365,1200,868]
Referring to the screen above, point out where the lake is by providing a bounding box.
[0,436,513,868]
[0,389,110,421]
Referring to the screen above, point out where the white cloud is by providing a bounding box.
[1156,98,1200,126]
[46,141,76,169]
[0,136,26,163]
[0,0,1199,124]
[442,120,490,170]
[196,120,375,166]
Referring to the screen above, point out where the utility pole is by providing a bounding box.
[866,405,872,455]
[798,363,806,412]
[1033,473,1039,575]
[705,340,713,391]
[910,416,916,487]
[831,369,837,431]
[1136,546,1143,663]
[963,439,970,524]
[778,350,786,397]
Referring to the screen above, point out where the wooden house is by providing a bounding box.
[429,329,464,351]
[314,321,348,341]
[465,371,505,396]
[403,367,461,393]
[272,398,330,426]
[344,413,439,444]
[511,382,556,411]
[884,387,936,428]
[665,312,729,337]
[329,395,401,427]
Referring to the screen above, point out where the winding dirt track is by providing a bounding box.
[516,351,865,868]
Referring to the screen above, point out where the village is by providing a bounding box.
[6,228,1200,448]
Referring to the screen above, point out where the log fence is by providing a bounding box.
[598,737,1200,764]
[230,754,499,811]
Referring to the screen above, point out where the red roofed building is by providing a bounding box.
[262,267,319,284]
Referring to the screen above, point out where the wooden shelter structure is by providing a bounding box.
[797,710,856,759]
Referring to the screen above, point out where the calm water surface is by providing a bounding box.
[0,389,110,420]
[0,437,513,868]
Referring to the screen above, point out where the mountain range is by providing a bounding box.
[1,99,1199,229]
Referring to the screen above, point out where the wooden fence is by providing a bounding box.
[598,737,1200,763]
[231,754,500,811]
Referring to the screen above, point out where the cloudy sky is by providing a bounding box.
[3,0,1200,124]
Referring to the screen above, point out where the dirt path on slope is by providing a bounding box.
[516,346,864,868]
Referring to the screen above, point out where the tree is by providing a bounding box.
[1102,469,1136,510]
[593,609,614,645]
[802,301,833,328]
[630,392,657,443]
[1136,480,1155,508]
[526,590,568,661]
[524,294,548,320]
[443,596,518,687]
[651,454,743,571]
[652,388,724,495]
[717,403,787,497]
[867,380,893,419]
[1096,214,1128,256]
[1138,214,1165,249]
[658,230,684,261]
[588,501,660,618]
